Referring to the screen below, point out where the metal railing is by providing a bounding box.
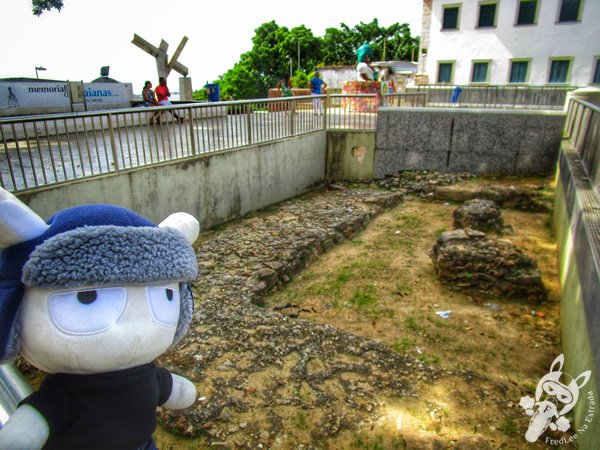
[326,94,378,130]
[0,95,328,192]
[564,97,600,191]
[382,92,428,108]
[409,85,573,110]
[1,87,575,193]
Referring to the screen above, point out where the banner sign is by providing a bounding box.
[0,81,133,111]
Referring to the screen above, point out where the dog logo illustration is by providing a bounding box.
[519,354,591,443]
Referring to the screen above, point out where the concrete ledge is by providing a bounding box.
[375,107,566,177]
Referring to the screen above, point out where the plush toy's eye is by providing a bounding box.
[49,288,127,335]
[146,286,180,326]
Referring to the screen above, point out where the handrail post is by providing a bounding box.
[107,113,120,170]
[323,94,328,130]
[290,99,295,135]
[187,108,197,155]
[246,103,252,145]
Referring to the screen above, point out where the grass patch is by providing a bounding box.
[295,411,309,430]
[394,281,414,297]
[415,353,441,365]
[435,227,447,237]
[500,417,519,437]
[348,285,378,308]
[395,213,424,231]
[391,337,415,354]
[404,315,421,332]
[350,434,405,450]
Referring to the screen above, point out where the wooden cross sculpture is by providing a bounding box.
[131,34,189,80]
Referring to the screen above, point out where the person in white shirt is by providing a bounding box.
[356,43,376,81]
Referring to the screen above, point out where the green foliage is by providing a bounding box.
[391,337,414,354]
[192,89,208,101]
[292,71,310,89]
[216,19,419,100]
[321,19,420,65]
[218,54,261,100]
[348,285,378,308]
[32,0,63,15]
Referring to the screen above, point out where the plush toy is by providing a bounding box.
[0,188,199,450]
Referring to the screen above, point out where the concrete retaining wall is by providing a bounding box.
[326,131,376,182]
[375,107,566,177]
[17,132,326,229]
[554,144,600,449]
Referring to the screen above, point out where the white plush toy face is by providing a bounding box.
[19,282,180,374]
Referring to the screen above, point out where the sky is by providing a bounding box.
[2,0,423,94]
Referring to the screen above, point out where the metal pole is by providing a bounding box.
[0,364,33,427]
[107,114,120,170]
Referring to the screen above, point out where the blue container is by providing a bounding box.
[451,86,462,104]
[205,83,220,102]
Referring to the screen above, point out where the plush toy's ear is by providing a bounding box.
[0,188,49,248]
[159,213,199,245]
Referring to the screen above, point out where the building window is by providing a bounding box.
[549,59,571,83]
[442,5,460,30]
[437,62,454,83]
[558,0,581,22]
[593,59,600,84]
[509,60,529,83]
[471,62,490,83]
[478,3,497,27]
[516,0,537,25]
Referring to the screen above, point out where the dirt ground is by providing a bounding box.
[263,194,562,448]
[150,176,570,449]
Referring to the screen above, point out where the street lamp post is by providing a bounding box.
[35,66,46,79]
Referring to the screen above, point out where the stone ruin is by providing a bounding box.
[453,198,504,233]
[430,229,546,300]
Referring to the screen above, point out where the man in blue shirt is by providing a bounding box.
[309,71,327,115]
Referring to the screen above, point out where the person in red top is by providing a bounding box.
[155,77,184,123]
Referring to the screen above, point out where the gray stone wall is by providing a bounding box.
[375,107,566,177]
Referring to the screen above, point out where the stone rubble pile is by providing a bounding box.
[430,229,546,300]
[376,170,472,195]
[435,184,551,212]
[453,199,504,233]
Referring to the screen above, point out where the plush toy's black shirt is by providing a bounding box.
[21,363,173,450]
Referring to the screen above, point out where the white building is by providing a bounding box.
[417,0,600,86]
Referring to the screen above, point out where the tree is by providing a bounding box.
[218,53,261,100]
[321,19,419,65]
[216,19,420,99]
[321,24,356,66]
[32,0,64,16]
[249,21,290,91]
[285,25,321,73]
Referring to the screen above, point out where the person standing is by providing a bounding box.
[309,71,327,115]
[155,77,184,123]
[356,44,376,81]
[276,74,294,98]
[142,80,162,124]
[276,74,295,113]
